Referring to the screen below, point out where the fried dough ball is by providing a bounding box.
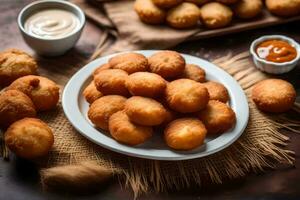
[164,118,207,150]
[198,100,236,135]
[152,0,183,9]
[233,0,263,19]
[216,0,239,5]
[4,118,54,159]
[0,49,38,87]
[0,90,36,128]
[125,96,167,126]
[7,75,60,111]
[134,0,166,24]
[266,0,300,17]
[203,81,229,103]
[181,64,206,82]
[166,3,201,29]
[109,111,153,146]
[200,2,233,29]
[109,53,148,74]
[148,51,185,79]
[185,0,210,6]
[126,72,166,98]
[159,108,179,128]
[83,81,103,104]
[93,63,111,77]
[88,95,127,130]
[156,98,180,128]
[166,79,209,113]
[94,69,129,96]
[252,79,296,113]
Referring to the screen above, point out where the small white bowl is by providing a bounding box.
[18,0,85,56]
[250,35,300,74]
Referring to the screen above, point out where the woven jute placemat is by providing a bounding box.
[36,51,299,197]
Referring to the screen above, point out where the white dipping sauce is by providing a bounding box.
[24,9,80,39]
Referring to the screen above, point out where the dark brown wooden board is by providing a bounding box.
[191,9,300,40]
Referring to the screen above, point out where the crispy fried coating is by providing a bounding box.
[233,0,263,19]
[148,51,185,79]
[164,118,207,150]
[152,0,183,9]
[185,0,210,6]
[134,0,166,24]
[155,98,180,128]
[125,96,167,126]
[94,69,129,96]
[0,90,36,128]
[88,95,127,130]
[7,75,60,111]
[166,79,209,113]
[161,107,179,127]
[266,0,300,17]
[200,2,233,29]
[181,64,206,82]
[93,63,111,77]
[216,0,239,4]
[126,72,166,98]
[109,53,148,74]
[203,81,229,103]
[4,118,54,159]
[198,100,236,134]
[83,81,103,104]
[252,79,296,113]
[166,2,201,29]
[0,49,37,87]
[109,111,153,146]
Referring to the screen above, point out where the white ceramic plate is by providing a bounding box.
[62,50,249,161]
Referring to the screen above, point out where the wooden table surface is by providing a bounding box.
[1,1,300,199]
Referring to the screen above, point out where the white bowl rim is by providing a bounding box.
[17,0,86,41]
[250,35,300,66]
[62,50,250,161]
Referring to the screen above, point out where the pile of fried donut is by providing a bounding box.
[84,50,237,150]
[0,49,59,159]
[134,0,300,29]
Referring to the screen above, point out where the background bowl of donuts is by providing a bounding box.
[134,0,300,29]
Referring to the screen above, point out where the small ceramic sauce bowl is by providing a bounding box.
[250,35,300,74]
[18,0,85,56]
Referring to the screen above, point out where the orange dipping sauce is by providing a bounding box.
[256,39,297,63]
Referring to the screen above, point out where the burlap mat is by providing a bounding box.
[37,51,299,197]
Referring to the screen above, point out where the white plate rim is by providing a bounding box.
[62,50,249,161]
